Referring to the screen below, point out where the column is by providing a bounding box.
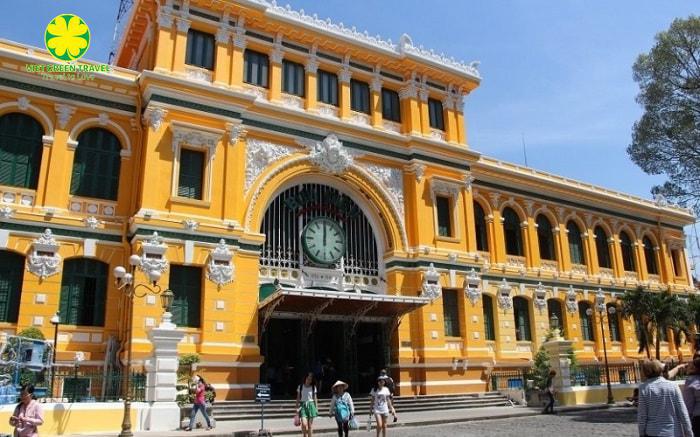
[443,97,459,143]
[370,74,382,128]
[144,314,186,431]
[489,194,505,264]
[633,239,645,281]
[582,229,596,276]
[338,65,352,120]
[587,225,601,276]
[229,25,246,87]
[523,202,538,268]
[520,221,533,269]
[659,242,674,284]
[42,129,74,209]
[269,45,283,102]
[418,86,431,135]
[553,227,564,271]
[464,181,477,253]
[610,236,623,279]
[222,123,246,222]
[543,336,574,405]
[400,83,420,134]
[305,54,318,111]
[213,27,231,86]
[154,12,175,71]
[455,93,467,145]
[172,18,190,74]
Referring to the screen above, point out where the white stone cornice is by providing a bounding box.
[176,18,191,33]
[406,162,426,182]
[270,32,284,64]
[430,177,462,199]
[371,71,383,92]
[339,66,352,83]
[215,27,230,44]
[170,122,223,158]
[306,54,319,74]
[226,121,247,145]
[399,82,417,100]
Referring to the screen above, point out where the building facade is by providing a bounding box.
[0,0,695,400]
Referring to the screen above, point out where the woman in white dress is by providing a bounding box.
[369,376,396,437]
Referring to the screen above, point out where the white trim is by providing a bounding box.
[0,100,54,134]
[261,286,430,308]
[68,117,133,158]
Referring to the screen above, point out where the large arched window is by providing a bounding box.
[70,128,122,200]
[474,202,489,252]
[620,231,636,272]
[643,236,658,275]
[594,226,611,269]
[513,296,531,341]
[59,258,108,327]
[578,301,595,341]
[502,207,523,256]
[567,221,585,265]
[547,299,566,338]
[536,215,555,261]
[0,113,44,189]
[0,250,24,323]
[483,294,496,341]
[607,303,621,342]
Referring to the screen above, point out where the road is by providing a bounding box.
[316,407,639,436]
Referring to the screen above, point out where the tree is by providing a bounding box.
[627,16,700,213]
[620,287,694,359]
[531,347,551,391]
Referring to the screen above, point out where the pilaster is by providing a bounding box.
[338,64,352,120]
[214,27,231,86]
[370,74,382,128]
[172,19,190,74]
[305,52,319,111]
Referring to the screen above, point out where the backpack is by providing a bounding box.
[334,393,351,422]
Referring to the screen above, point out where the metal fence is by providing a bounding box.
[490,369,532,390]
[571,363,640,386]
[45,368,146,402]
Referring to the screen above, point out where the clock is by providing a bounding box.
[302,217,345,265]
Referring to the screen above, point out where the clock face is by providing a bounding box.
[302,217,345,265]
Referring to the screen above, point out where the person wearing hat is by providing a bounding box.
[378,369,395,397]
[329,380,355,437]
[369,376,396,437]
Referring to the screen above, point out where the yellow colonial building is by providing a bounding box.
[0,0,695,403]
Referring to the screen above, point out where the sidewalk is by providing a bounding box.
[66,403,619,437]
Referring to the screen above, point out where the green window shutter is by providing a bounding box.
[59,259,108,327]
[0,113,44,189]
[186,29,215,70]
[514,297,531,341]
[0,251,24,323]
[244,50,270,88]
[283,60,305,97]
[428,98,445,130]
[436,196,452,237]
[169,265,202,328]
[70,128,121,200]
[442,290,460,337]
[317,70,339,106]
[483,295,495,341]
[381,89,401,122]
[350,80,370,114]
[178,149,204,199]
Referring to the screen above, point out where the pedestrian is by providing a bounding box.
[683,357,700,436]
[184,374,212,431]
[9,384,43,437]
[378,369,395,396]
[296,372,319,437]
[638,359,693,437]
[369,375,396,437]
[329,380,355,437]
[542,369,556,414]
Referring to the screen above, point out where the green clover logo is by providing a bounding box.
[45,14,90,62]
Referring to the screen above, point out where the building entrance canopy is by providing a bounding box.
[258,285,430,327]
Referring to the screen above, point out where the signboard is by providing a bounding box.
[255,384,271,403]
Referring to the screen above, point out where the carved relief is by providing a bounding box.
[298,134,357,175]
[245,139,296,192]
[207,239,235,287]
[27,229,62,279]
[421,263,442,300]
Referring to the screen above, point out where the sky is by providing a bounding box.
[0,0,698,201]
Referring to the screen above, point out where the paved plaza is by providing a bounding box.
[313,407,638,437]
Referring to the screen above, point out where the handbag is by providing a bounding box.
[293,413,301,427]
[349,416,359,430]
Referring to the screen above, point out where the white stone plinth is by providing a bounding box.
[543,338,574,392]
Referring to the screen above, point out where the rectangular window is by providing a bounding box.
[185,29,215,70]
[483,295,495,341]
[350,79,370,114]
[436,196,452,237]
[442,289,460,337]
[169,265,202,328]
[282,60,305,97]
[428,98,445,130]
[672,250,682,276]
[244,49,270,88]
[178,149,204,200]
[317,70,339,106]
[381,88,401,122]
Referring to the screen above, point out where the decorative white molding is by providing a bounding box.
[464,268,481,305]
[0,206,13,219]
[497,278,512,310]
[533,282,547,312]
[430,177,462,199]
[339,66,352,83]
[281,94,304,110]
[69,198,116,217]
[226,122,246,144]
[463,173,475,192]
[84,216,101,229]
[17,97,30,111]
[298,134,357,175]
[363,163,404,222]
[54,104,76,130]
[170,123,221,157]
[306,54,319,74]
[245,139,296,192]
[348,112,370,126]
[399,82,417,100]
[182,219,199,231]
[176,18,191,33]
[429,129,446,141]
[317,103,339,119]
[143,106,168,132]
[382,120,402,134]
[138,232,169,277]
[207,239,235,287]
[407,163,426,183]
[421,263,442,300]
[27,229,62,279]
[97,113,110,126]
[371,72,382,92]
[242,84,268,100]
[185,65,213,83]
[215,27,230,44]
[233,23,247,48]
[566,285,577,313]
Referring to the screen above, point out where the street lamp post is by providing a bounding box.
[49,312,60,399]
[113,255,175,437]
[586,292,615,405]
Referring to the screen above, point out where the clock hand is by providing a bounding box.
[323,223,327,246]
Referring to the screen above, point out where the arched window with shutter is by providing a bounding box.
[567,221,585,265]
[536,215,555,261]
[474,202,489,252]
[513,296,531,341]
[620,231,636,272]
[483,294,496,341]
[643,236,658,275]
[503,207,523,256]
[0,250,24,323]
[0,113,44,189]
[595,226,611,268]
[59,258,108,327]
[578,301,595,341]
[70,128,122,200]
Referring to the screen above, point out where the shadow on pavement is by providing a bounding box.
[563,407,637,424]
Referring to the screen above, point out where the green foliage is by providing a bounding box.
[628,16,700,214]
[18,327,45,340]
[531,347,551,391]
[567,348,578,376]
[620,287,694,359]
